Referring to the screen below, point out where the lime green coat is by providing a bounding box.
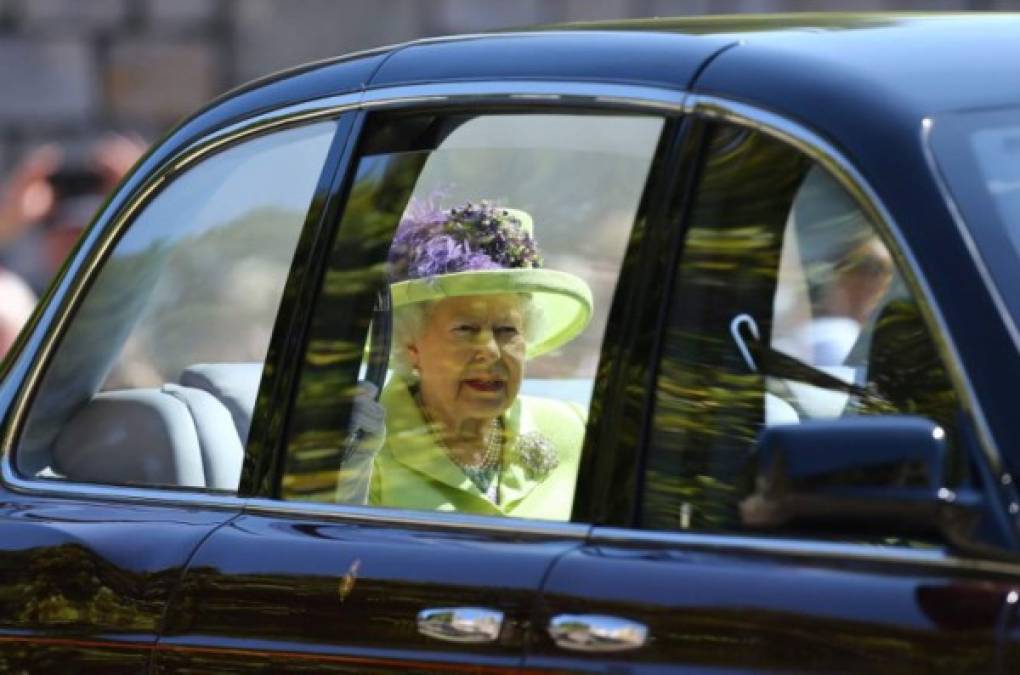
[370,381,585,520]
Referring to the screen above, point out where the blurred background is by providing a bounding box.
[0,0,1015,164]
[0,0,1015,357]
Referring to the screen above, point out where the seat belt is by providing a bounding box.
[730,313,882,405]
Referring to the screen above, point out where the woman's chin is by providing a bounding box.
[458,392,513,418]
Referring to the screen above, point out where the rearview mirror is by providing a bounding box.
[741,416,981,541]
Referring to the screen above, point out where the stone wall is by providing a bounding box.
[0,0,1012,167]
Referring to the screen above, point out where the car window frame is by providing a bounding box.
[273,102,685,517]
[0,107,360,507]
[247,87,693,538]
[620,95,1020,559]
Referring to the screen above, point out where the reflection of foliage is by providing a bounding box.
[20,242,170,470]
[164,555,994,674]
[0,540,180,671]
[2,543,169,630]
[644,126,965,535]
[644,128,806,532]
[855,298,964,484]
[284,154,424,501]
[0,542,172,656]
[168,562,525,652]
[121,205,305,385]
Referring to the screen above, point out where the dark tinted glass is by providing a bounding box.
[642,124,964,539]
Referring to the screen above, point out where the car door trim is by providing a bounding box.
[240,498,592,539]
[682,94,1019,530]
[173,81,686,174]
[592,527,1020,579]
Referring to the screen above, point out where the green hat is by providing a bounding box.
[388,201,593,357]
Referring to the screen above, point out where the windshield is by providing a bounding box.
[971,124,1020,252]
[929,106,1020,330]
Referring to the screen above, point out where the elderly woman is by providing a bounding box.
[345,201,594,520]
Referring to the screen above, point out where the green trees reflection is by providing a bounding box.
[5,544,171,630]
[642,125,963,535]
[284,153,421,501]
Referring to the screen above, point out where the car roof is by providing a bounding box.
[166,13,1018,138]
[686,14,1020,120]
[144,13,1020,194]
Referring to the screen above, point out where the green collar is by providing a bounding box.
[380,380,547,514]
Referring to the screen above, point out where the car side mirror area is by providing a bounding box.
[740,416,984,547]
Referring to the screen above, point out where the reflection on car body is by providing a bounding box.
[1,12,1020,673]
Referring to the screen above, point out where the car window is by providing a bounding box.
[282,111,665,522]
[928,107,1020,335]
[642,123,965,540]
[16,121,337,491]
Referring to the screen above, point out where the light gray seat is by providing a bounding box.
[161,383,244,489]
[179,362,262,446]
[53,389,210,488]
[50,363,262,491]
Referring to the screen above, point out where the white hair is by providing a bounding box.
[390,295,542,379]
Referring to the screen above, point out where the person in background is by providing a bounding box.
[0,135,146,293]
[0,266,37,359]
[0,135,145,360]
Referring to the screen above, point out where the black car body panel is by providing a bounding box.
[533,533,1012,673]
[158,512,586,672]
[367,31,734,91]
[0,494,236,671]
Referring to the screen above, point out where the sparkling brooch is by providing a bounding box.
[513,432,558,480]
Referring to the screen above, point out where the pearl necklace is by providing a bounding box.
[456,419,502,501]
[415,392,504,502]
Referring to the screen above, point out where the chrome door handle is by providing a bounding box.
[417,607,504,643]
[548,614,648,652]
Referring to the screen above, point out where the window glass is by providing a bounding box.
[17,121,336,491]
[643,124,963,539]
[928,107,1020,331]
[283,112,665,522]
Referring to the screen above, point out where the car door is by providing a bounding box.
[154,93,679,672]
[528,108,1020,673]
[0,114,345,671]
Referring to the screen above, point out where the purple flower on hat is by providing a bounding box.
[388,198,543,282]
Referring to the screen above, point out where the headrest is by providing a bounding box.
[179,363,262,445]
[52,389,206,487]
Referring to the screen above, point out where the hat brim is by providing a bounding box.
[390,269,594,358]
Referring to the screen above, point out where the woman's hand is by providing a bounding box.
[334,381,386,504]
[349,381,385,440]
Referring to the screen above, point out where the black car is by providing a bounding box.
[2,13,1020,673]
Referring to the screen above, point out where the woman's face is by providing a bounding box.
[828,237,895,323]
[407,294,526,429]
